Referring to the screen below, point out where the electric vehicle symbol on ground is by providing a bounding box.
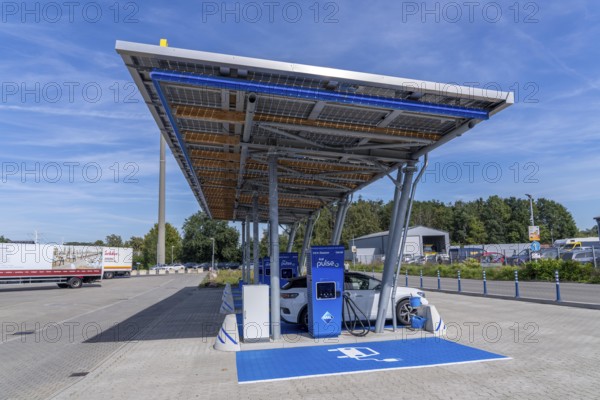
[328,347,400,362]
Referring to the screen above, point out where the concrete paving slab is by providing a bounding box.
[1,276,599,400]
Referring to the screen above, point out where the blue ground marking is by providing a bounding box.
[236,337,509,383]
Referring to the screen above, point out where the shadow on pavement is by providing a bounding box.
[85,286,226,343]
[0,284,102,293]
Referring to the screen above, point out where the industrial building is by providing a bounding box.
[353,226,450,263]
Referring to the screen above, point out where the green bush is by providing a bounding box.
[559,261,594,283]
[519,259,594,283]
[487,266,519,281]
[200,269,242,287]
[589,268,600,284]
[521,259,561,281]
[356,258,599,283]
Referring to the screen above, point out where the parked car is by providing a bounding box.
[539,247,559,260]
[226,262,240,269]
[409,255,437,265]
[561,249,600,264]
[481,252,505,266]
[449,247,484,262]
[437,254,450,264]
[198,262,212,271]
[508,249,531,266]
[280,271,428,328]
[160,264,186,272]
[403,254,417,263]
[410,255,425,265]
[215,262,238,269]
[184,262,199,269]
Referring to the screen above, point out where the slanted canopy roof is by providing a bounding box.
[116,41,513,223]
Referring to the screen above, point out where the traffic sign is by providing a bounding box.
[530,241,541,252]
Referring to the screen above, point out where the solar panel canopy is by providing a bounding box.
[116,41,513,223]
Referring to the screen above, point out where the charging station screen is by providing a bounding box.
[279,252,298,288]
[316,281,336,299]
[262,257,271,285]
[281,268,293,279]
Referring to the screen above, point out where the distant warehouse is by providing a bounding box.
[353,226,450,264]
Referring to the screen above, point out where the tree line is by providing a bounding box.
[279,195,583,252]
[1,196,596,268]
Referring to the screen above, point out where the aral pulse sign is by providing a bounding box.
[308,246,344,339]
[259,254,298,287]
[279,252,298,288]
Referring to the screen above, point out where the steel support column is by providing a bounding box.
[299,213,317,275]
[382,167,403,330]
[252,191,259,284]
[268,153,281,340]
[241,220,246,283]
[386,167,404,253]
[391,155,428,330]
[245,215,251,283]
[287,222,299,253]
[157,134,166,265]
[374,162,417,333]
[331,195,351,245]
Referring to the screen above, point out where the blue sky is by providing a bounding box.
[1,0,599,243]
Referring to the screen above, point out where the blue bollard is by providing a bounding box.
[458,270,461,292]
[555,270,561,302]
[405,269,408,287]
[483,270,487,296]
[514,270,520,298]
[420,270,423,288]
[437,270,441,290]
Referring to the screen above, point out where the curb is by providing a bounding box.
[431,289,600,310]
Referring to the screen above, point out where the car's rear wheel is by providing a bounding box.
[396,299,417,326]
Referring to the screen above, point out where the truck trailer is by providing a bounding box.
[1,243,114,288]
[101,247,133,279]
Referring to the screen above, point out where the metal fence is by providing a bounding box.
[353,268,600,305]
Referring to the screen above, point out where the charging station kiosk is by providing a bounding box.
[279,252,298,288]
[258,258,264,284]
[262,257,271,285]
[307,246,345,338]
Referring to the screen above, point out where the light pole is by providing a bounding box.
[171,245,174,264]
[352,236,356,270]
[525,194,535,226]
[211,238,215,271]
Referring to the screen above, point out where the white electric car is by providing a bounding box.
[280,271,428,327]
